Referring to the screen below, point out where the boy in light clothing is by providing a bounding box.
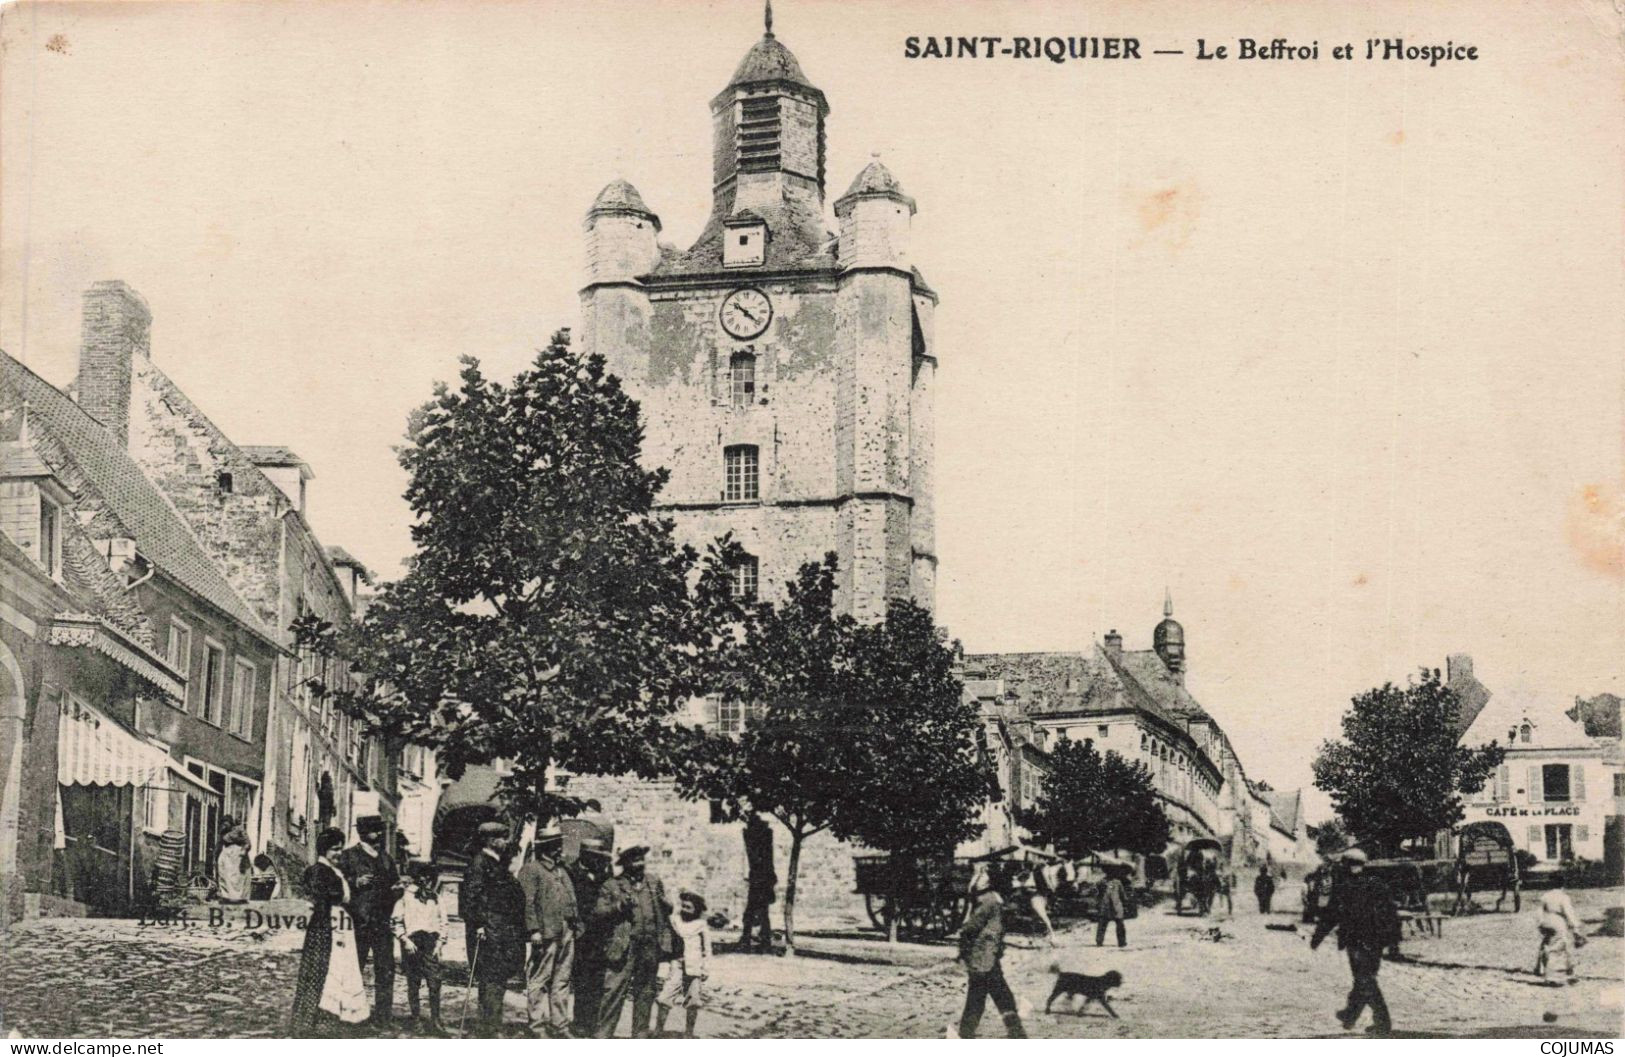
[393,862,450,1034]
[655,891,710,1038]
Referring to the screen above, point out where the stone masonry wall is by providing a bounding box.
[564,773,867,932]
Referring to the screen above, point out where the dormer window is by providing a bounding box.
[723,212,768,268]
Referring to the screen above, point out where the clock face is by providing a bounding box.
[719,288,772,340]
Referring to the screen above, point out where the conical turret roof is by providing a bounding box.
[590,179,656,216]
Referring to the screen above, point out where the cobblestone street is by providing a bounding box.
[3,886,1620,1039]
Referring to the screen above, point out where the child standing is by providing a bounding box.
[394,862,449,1034]
[655,891,710,1038]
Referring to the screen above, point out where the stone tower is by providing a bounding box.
[578,5,937,621]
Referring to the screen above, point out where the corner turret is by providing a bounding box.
[584,179,662,287]
[836,157,914,272]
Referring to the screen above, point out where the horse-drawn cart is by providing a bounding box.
[852,854,976,939]
[1453,821,1521,914]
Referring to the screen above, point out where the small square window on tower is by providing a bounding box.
[723,210,767,267]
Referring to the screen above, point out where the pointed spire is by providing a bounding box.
[1164,587,1174,617]
[764,0,773,37]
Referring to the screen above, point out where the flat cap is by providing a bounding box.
[478,821,510,838]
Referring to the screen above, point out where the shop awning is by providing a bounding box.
[48,613,185,702]
[56,696,218,800]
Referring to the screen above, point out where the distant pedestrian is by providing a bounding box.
[1310,848,1400,1036]
[655,891,710,1038]
[1534,870,1586,986]
[569,838,613,1037]
[1254,866,1277,914]
[954,869,1026,1039]
[460,821,528,1037]
[393,861,449,1034]
[594,845,672,1038]
[290,827,367,1035]
[337,815,402,1026]
[741,815,776,953]
[518,826,579,1038]
[217,817,250,904]
[1095,869,1128,948]
[250,854,280,900]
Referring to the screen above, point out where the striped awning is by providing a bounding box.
[48,614,185,702]
[56,696,217,799]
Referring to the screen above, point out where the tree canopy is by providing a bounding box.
[1311,667,1505,857]
[1019,737,1170,858]
[296,329,742,822]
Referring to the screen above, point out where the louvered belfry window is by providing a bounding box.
[738,97,781,173]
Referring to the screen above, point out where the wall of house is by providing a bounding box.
[1461,751,1609,864]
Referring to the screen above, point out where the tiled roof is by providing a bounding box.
[327,545,374,584]
[0,440,53,478]
[1265,789,1302,836]
[960,650,1122,717]
[590,179,657,219]
[656,193,835,277]
[0,352,278,644]
[1107,649,1211,729]
[240,445,308,469]
[728,34,815,91]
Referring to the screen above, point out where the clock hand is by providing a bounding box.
[736,305,759,324]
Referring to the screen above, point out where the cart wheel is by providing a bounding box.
[865,892,892,931]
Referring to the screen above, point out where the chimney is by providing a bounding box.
[1446,654,1473,686]
[77,281,151,445]
[1104,629,1123,657]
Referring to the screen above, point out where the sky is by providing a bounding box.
[3,0,1622,820]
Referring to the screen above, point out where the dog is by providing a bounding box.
[1044,965,1123,1018]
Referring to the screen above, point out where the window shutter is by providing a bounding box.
[1527,825,1542,849]
[1497,766,1510,802]
[1528,766,1543,804]
[1576,825,1589,843]
[1572,766,1585,802]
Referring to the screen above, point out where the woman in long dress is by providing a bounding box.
[290,827,349,1036]
[217,823,250,903]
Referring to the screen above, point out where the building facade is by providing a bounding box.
[1452,656,1618,872]
[963,597,1304,868]
[577,7,935,622]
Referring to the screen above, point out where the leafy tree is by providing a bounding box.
[1019,737,1170,858]
[1312,668,1505,857]
[295,329,742,824]
[1307,818,1348,858]
[834,600,995,942]
[680,556,993,950]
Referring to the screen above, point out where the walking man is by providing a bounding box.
[1095,868,1128,948]
[338,815,402,1026]
[518,826,579,1038]
[1310,848,1400,1036]
[741,815,776,953]
[594,846,672,1038]
[460,821,527,1037]
[1254,865,1277,914]
[954,869,1027,1039]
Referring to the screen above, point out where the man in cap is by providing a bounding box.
[954,868,1027,1039]
[568,838,613,1037]
[1310,848,1401,1035]
[593,845,672,1038]
[338,814,403,1026]
[460,820,527,1037]
[518,825,579,1037]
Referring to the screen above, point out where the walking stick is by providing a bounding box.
[459,932,482,1035]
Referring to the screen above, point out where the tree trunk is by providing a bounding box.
[783,828,803,955]
[886,855,903,944]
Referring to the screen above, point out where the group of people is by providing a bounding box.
[457,820,713,1039]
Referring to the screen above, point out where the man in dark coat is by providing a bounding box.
[1254,865,1277,914]
[337,814,403,1025]
[741,815,776,953]
[1311,848,1401,1035]
[461,821,527,1037]
[956,870,1026,1039]
[593,845,671,1038]
[518,826,579,1038]
[568,838,613,1038]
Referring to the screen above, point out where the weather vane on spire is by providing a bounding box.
[764,0,774,37]
[1164,587,1174,617]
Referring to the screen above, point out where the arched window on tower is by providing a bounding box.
[730,352,756,407]
[1520,723,1532,744]
[724,444,759,502]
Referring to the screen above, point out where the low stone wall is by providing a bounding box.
[565,774,870,931]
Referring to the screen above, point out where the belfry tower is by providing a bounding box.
[578,3,938,621]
